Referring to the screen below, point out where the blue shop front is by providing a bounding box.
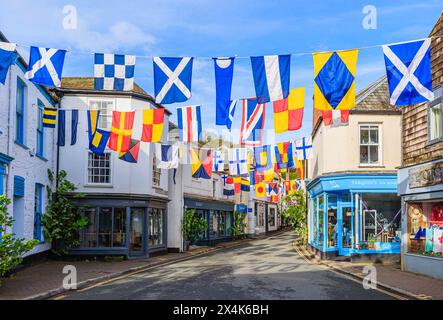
[306,174,401,258]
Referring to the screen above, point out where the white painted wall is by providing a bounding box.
[308,113,402,180]
[59,94,169,198]
[0,62,56,256]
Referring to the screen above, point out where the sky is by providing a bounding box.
[0,0,442,145]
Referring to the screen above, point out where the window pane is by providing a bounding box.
[360,146,369,163]
[80,208,97,247]
[370,127,378,144]
[87,152,111,184]
[360,127,369,144]
[113,208,126,247]
[430,104,442,141]
[369,145,379,164]
[98,208,112,247]
[318,196,324,247]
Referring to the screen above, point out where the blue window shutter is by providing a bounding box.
[13,176,25,197]
[34,183,43,241]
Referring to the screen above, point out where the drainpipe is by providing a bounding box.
[55,101,60,190]
[5,64,13,209]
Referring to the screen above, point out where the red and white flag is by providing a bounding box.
[322,110,349,127]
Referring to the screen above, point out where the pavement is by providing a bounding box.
[294,240,443,300]
[51,232,395,300]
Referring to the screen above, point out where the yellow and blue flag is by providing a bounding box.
[313,49,358,110]
[42,106,57,128]
[87,110,110,156]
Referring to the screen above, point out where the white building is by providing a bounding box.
[0,32,57,257]
[55,77,174,257]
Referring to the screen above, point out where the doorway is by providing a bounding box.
[130,208,145,256]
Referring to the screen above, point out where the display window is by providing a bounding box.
[408,201,443,257]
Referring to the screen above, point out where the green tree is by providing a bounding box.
[182,208,208,245]
[282,189,307,243]
[0,195,38,280]
[41,170,88,256]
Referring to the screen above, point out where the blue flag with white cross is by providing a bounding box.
[25,46,66,87]
[382,38,434,106]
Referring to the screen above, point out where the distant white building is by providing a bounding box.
[0,32,57,257]
[55,77,174,257]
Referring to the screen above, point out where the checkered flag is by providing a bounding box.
[94,53,136,91]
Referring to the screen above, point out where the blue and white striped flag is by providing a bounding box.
[251,54,291,103]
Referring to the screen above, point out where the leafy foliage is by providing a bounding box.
[282,189,307,243]
[229,212,247,239]
[182,208,208,244]
[41,170,88,256]
[0,195,38,279]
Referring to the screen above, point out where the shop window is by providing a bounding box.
[80,208,97,247]
[268,207,276,227]
[428,87,443,143]
[359,125,380,165]
[87,152,111,184]
[98,208,112,247]
[219,211,226,236]
[196,209,208,239]
[90,100,113,130]
[226,212,233,236]
[312,198,318,245]
[408,202,443,257]
[327,195,337,248]
[36,100,44,157]
[113,208,126,247]
[149,208,165,247]
[210,210,219,239]
[318,196,325,246]
[360,193,401,249]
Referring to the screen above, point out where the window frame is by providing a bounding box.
[85,151,113,186]
[359,123,382,166]
[88,98,114,131]
[152,154,161,188]
[15,77,27,145]
[36,99,45,157]
[33,183,44,242]
[427,86,443,145]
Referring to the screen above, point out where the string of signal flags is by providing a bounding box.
[0,35,437,194]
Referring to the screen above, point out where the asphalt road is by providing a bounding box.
[60,232,396,300]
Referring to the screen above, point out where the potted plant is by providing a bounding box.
[182,208,208,251]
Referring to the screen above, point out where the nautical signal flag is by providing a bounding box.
[212,150,225,172]
[25,47,66,87]
[267,182,279,196]
[141,108,164,142]
[57,109,78,146]
[294,156,304,180]
[322,109,349,127]
[382,38,433,106]
[254,145,273,172]
[240,177,250,192]
[155,143,179,169]
[108,111,135,153]
[275,142,294,171]
[191,148,213,180]
[214,57,236,129]
[228,148,249,176]
[313,49,358,110]
[119,139,140,163]
[177,105,202,142]
[273,88,305,134]
[295,136,313,161]
[250,54,291,103]
[42,107,57,128]
[0,42,17,84]
[240,98,265,146]
[255,182,266,198]
[87,110,111,156]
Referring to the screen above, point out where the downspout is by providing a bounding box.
[5,63,13,202]
[55,101,60,190]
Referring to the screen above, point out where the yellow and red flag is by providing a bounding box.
[294,156,304,180]
[141,108,165,142]
[108,111,135,153]
[255,182,266,198]
[273,88,305,134]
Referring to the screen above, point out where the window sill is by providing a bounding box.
[426,138,443,148]
[358,164,385,168]
[14,141,29,150]
[84,183,113,188]
[36,154,48,162]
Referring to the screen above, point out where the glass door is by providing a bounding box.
[130,208,145,256]
[341,206,354,249]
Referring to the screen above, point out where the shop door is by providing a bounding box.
[130,208,145,256]
[338,205,354,255]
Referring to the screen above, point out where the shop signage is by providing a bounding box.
[409,161,443,189]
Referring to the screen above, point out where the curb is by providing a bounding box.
[24,237,256,300]
[292,240,425,300]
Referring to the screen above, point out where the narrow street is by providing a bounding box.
[58,232,396,300]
